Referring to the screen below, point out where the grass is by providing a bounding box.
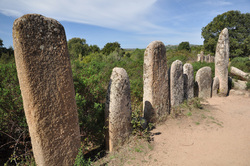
[195,122,200,125]
[93,137,153,166]
[187,112,192,116]
[170,97,224,129]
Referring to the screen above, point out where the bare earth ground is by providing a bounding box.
[135,93,250,166]
[96,91,250,166]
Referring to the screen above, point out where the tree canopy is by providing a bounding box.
[67,38,100,59]
[178,42,190,51]
[202,10,250,57]
[0,38,14,62]
[102,42,121,55]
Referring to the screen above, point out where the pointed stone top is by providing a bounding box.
[219,28,229,40]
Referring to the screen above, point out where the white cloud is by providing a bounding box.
[0,0,160,32]
[203,0,233,6]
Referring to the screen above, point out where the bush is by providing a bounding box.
[0,63,32,165]
[192,61,215,79]
[166,49,198,67]
[71,49,144,150]
[178,42,190,51]
[230,57,250,73]
[246,81,250,90]
[74,146,92,166]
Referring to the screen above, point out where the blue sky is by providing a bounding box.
[0,0,249,48]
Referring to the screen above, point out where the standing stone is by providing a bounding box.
[209,56,215,63]
[183,63,194,100]
[205,55,210,62]
[207,54,211,63]
[143,41,169,123]
[197,54,201,62]
[13,14,80,166]
[170,60,184,106]
[204,55,207,62]
[195,66,212,98]
[105,67,132,152]
[200,51,204,62]
[212,76,220,96]
[215,28,229,96]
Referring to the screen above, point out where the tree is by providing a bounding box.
[178,42,190,51]
[0,38,3,48]
[68,38,89,58]
[102,42,121,55]
[0,39,14,62]
[202,10,250,57]
[89,45,100,53]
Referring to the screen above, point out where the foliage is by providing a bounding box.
[230,57,250,73]
[178,42,190,51]
[166,47,200,67]
[0,63,33,165]
[131,107,153,141]
[0,38,15,63]
[0,36,209,164]
[0,38,3,47]
[71,47,144,149]
[67,38,100,59]
[191,61,215,79]
[246,81,250,90]
[202,10,250,57]
[68,38,87,58]
[74,146,92,166]
[101,42,121,55]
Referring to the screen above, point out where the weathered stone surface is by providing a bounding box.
[200,51,204,62]
[212,76,220,96]
[229,89,246,96]
[232,79,247,90]
[195,66,212,98]
[207,54,211,62]
[143,41,169,123]
[13,14,80,166]
[205,55,210,62]
[197,54,201,62]
[215,28,229,96]
[183,63,194,100]
[230,66,250,81]
[105,67,132,152]
[209,56,215,63]
[170,60,184,106]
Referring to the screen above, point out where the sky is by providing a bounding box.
[0,0,249,49]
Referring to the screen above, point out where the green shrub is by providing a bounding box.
[230,57,250,73]
[246,81,250,90]
[71,49,144,148]
[166,49,198,67]
[192,61,215,79]
[167,54,188,67]
[0,63,32,165]
[74,146,92,166]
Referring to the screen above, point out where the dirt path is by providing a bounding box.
[140,94,250,166]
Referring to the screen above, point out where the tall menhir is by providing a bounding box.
[13,14,80,166]
[143,41,169,123]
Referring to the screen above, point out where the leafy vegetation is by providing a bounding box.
[1,10,249,164]
[192,61,215,79]
[230,57,250,73]
[0,39,14,64]
[202,10,250,57]
[178,42,191,51]
[0,37,216,165]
